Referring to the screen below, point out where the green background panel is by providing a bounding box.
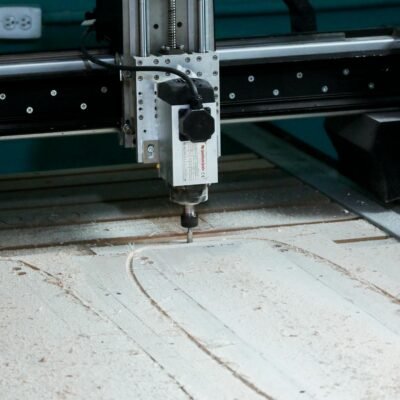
[215,0,400,38]
[0,0,95,54]
[0,1,399,173]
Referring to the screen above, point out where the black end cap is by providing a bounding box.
[180,109,215,143]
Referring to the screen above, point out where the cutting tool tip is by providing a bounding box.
[187,228,193,244]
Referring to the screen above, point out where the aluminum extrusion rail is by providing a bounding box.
[1,34,399,78]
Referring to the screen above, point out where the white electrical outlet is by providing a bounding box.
[0,6,42,39]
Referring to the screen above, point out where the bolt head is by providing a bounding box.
[147,144,155,159]
[123,71,133,79]
[122,124,133,135]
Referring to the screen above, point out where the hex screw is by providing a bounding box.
[101,87,108,94]
[321,85,329,93]
[0,93,6,101]
[273,89,280,96]
[229,92,236,100]
[80,103,88,111]
[123,71,132,79]
[343,68,350,76]
[26,107,34,114]
[122,123,133,136]
[248,75,255,83]
[368,82,375,90]
[147,144,155,159]
[296,72,303,79]
[50,90,57,97]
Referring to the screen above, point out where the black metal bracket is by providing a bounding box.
[0,71,121,136]
[220,53,400,119]
[1,48,400,136]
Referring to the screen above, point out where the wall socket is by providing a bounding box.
[0,6,42,39]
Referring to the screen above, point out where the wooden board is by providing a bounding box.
[0,155,352,252]
[1,153,399,400]
[1,233,400,400]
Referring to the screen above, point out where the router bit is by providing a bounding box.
[170,185,208,244]
[187,228,194,244]
[181,205,198,244]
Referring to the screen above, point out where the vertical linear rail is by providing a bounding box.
[121,0,138,148]
[198,0,208,53]
[139,0,149,57]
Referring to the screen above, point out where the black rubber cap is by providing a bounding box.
[181,213,199,229]
[180,108,215,143]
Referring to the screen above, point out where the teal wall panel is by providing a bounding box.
[273,118,338,160]
[215,0,400,38]
[0,134,136,175]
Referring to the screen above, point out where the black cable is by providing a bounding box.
[282,0,317,33]
[80,28,203,109]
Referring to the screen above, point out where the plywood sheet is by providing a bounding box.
[2,234,400,400]
[0,155,353,251]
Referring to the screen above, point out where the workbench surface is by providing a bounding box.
[1,154,399,400]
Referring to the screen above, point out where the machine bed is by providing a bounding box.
[1,127,399,400]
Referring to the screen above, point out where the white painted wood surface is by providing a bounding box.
[2,233,400,400]
[1,154,399,399]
